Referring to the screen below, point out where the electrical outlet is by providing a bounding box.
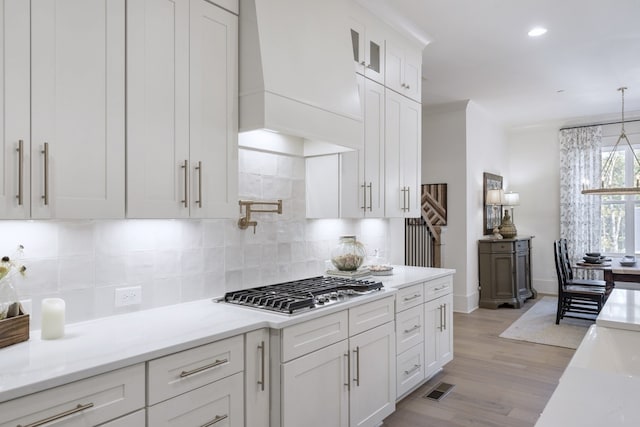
[114,286,142,307]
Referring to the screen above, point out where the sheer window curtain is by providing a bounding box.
[559,126,602,268]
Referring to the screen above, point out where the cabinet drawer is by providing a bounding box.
[148,335,244,405]
[148,371,243,426]
[0,364,145,427]
[480,241,514,253]
[424,275,453,301]
[282,310,348,362]
[102,409,146,427]
[396,343,424,399]
[515,240,530,252]
[349,296,395,336]
[396,305,424,354]
[395,283,424,312]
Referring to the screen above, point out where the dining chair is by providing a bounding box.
[557,238,612,291]
[554,240,606,324]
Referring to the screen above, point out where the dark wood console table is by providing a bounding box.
[478,236,537,309]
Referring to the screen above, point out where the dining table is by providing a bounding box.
[575,257,640,285]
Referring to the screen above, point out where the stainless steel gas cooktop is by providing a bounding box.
[222,276,384,315]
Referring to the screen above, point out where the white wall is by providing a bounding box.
[422,101,508,313]
[465,102,508,310]
[507,126,560,294]
[2,149,392,330]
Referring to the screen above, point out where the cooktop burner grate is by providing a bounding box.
[223,276,383,314]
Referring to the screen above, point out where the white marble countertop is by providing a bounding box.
[536,289,640,426]
[0,266,453,403]
[596,288,640,331]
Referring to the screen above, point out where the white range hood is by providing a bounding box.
[239,0,363,154]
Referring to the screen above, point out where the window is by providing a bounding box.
[600,143,640,254]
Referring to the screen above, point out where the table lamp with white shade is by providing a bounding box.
[486,189,504,239]
[500,192,520,238]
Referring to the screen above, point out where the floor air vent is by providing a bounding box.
[423,382,455,401]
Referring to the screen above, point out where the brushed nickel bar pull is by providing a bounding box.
[407,186,410,211]
[16,140,23,205]
[201,414,228,427]
[195,161,202,208]
[439,304,444,331]
[368,182,373,211]
[181,160,188,208]
[361,182,367,211]
[403,324,421,334]
[257,341,265,391]
[401,187,407,212]
[443,304,447,330]
[41,142,49,205]
[353,346,360,387]
[179,358,228,378]
[344,352,350,388]
[403,294,421,302]
[18,403,94,427]
[404,364,421,376]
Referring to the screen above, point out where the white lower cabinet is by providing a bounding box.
[246,328,270,427]
[349,321,396,427]
[278,297,396,427]
[425,293,454,378]
[147,372,244,426]
[282,340,350,427]
[393,274,455,400]
[0,364,145,427]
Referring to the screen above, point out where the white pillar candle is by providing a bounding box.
[41,298,65,340]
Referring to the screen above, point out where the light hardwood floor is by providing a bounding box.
[384,297,575,427]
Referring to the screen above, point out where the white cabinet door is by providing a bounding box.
[127,0,190,218]
[349,322,396,427]
[100,410,146,427]
[148,372,244,427]
[31,0,125,219]
[245,329,270,427]
[128,0,237,219]
[438,293,454,366]
[385,39,421,103]
[0,0,30,219]
[282,340,349,427]
[349,17,384,84]
[385,89,421,218]
[189,0,237,218]
[341,75,385,218]
[424,293,454,379]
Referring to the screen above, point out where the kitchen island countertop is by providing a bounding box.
[0,265,453,403]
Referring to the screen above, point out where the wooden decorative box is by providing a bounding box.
[0,306,30,349]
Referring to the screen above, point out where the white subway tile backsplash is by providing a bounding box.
[7,149,391,327]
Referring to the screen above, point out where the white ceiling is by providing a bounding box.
[362,0,640,128]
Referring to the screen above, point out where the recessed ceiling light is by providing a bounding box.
[528,27,547,37]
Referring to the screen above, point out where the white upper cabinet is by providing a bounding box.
[385,89,421,218]
[189,0,238,218]
[127,0,238,218]
[349,17,384,85]
[385,38,422,103]
[29,0,126,219]
[341,75,385,218]
[0,0,30,219]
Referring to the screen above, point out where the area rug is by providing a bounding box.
[498,296,592,349]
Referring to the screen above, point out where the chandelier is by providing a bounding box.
[582,87,640,195]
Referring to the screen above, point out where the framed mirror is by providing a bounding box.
[483,172,503,235]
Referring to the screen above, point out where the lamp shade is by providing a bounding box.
[503,192,520,206]
[486,189,504,206]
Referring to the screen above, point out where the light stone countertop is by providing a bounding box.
[0,265,454,403]
[536,289,640,426]
[596,288,640,331]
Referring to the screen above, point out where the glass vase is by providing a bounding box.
[331,236,366,271]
